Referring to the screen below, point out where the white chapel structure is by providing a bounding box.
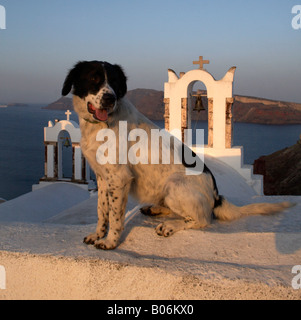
[164,56,263,194]
[38,110,95,190]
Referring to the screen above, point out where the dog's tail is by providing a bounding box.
[213,196,295,222]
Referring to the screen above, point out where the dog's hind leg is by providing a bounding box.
[155,201,212,237]
[140,205,172,216]
[155,175,214,237]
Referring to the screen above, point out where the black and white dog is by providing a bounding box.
[62,60,292,250]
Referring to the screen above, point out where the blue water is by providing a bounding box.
[0,105,300,200]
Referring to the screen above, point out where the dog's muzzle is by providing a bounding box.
[87,93,116,122]
[101,93,116,108]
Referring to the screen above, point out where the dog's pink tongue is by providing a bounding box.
[94,109,108,121]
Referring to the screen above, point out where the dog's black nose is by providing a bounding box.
[102,93,116,107]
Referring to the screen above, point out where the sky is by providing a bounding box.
[0,0,300,104]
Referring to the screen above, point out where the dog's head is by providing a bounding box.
[62,61,127,122]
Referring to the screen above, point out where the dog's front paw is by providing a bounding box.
[94,238,118,250]
[83,232,102,245]
[155,223,175,237]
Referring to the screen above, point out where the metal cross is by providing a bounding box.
[65,110,72,121]
[193,56,210,70]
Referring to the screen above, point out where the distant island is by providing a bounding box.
[0,103,28,107]
[44,97,73,111]
[44,89,301,125]
[10,103,28,107]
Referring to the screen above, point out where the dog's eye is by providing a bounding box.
[90,76,100,83]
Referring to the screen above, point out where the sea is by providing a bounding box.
[0,104,300,201]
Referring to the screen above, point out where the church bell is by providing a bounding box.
[193,95,205,112]
[63,137,71,148]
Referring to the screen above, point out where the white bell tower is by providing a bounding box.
[164,57,263,194]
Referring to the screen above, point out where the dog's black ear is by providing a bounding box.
[62,67,76,96]
[114,64,127,98]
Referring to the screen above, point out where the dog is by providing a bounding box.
[62,60,293,250]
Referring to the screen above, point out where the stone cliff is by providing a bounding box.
[253,135,301,195]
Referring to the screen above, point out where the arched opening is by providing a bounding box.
[187,81,209,145]
[57,130,73,180]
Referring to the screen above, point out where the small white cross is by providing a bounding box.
[65,110,72,121]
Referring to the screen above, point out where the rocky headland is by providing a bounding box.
[44,89,301,125]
